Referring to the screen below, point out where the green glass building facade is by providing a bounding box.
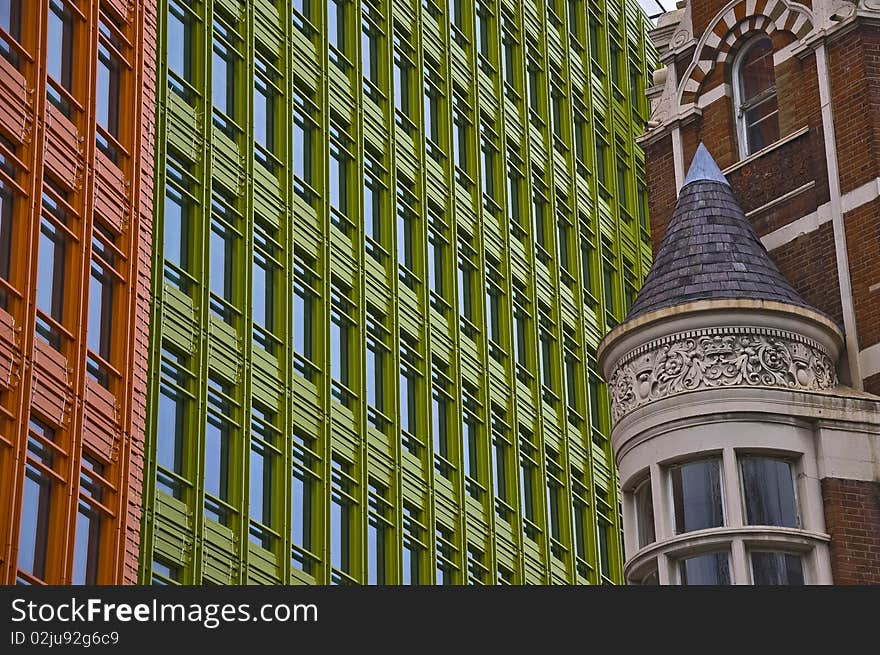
[139,0,655,585]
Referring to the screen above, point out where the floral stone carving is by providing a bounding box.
[608,327,837,423]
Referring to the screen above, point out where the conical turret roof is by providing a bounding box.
[625,143,813,321]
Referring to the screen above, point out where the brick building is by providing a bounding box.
[598,0,880,584]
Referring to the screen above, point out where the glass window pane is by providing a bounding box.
[72,503,100,585]
[751,551,804,585]
[157,378,184,496]
[670,458,724,534]
[741,457,799,528]
[47,1,73,91]
[167,0,191,86]
[37,219,65,322]
[18,466,51,579]
[87,264,112,360]
[97,42,119,137]
[679,551,730,585]
[212,41,233,118]
[634,478,655,548]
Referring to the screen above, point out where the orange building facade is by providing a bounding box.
[0,0,156,584]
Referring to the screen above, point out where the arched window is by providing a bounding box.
[733,35,779,157]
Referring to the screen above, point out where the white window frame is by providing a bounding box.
[732,34,779,159]
[737,453,802,529]
[667,454,726,536]
[748,549,808,585]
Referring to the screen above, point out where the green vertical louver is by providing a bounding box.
[140,0,656,585]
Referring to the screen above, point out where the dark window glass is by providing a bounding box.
[432,389,448,468]
[293,257,315,376]
[293,90,314,193]
[364,169,381,248]
[252,250,275,344]
[393,43,411,122]
[458,256,473,321]
[492,433,507,502]
[741,457,799,528]
[463,413,478,480]
[249,440,273,547]
[424,83,439,145]
[547,480,561,541]
[212,38,236,132]
[156,350,186,498]
[204,380,231,524]
[679,551,731,585]
[253,58,275,166]
[330,309,350,390]
[0,175,13,309]
[291,431,315,573]
[671,458,724,534]
[399,361,416,437]
[598,518,612,578]
[634,478,655,548]
[367,483,389,584]
[87,263,113,383]
[520,453,535,522]
[163,176,190,291]
[151,559,180,585]
[72,502,101,584]
[0,0,22,68]
[362,20,379,87]
[167,0,192,100]
[751,552,804,585]
[209,220,234,321]
[427,231,444,299]
[36,218,65,347]
[402,504,422,585]
[737,37,779,155]
[330,459,353,579]
[328,0,346,64]
[329,142,348,216]
[18,466,51,580]
[73,457,105,585]
[47,0,73,115]
[96,32,120,162]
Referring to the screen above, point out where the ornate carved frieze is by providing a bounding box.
[608,327,837,422]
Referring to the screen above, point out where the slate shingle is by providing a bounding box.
[624,144,822,323]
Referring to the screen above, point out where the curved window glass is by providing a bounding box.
[634,477,655,548]
[679,551,730,585]
[670,457,724,534]
[751,551,804,585]
[741,456,799,528]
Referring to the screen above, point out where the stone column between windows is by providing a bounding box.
[811,544,834,584]
[730,539,749,585]
[657,551,672,585]
[623,487,638,561]
[649,462,670,542]
[722,448,744,529]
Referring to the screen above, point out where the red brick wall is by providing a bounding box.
[844,198,880,348]
[866,373,880,397]
[644,135,677,256]
[821,477,880,584]
[771,223,844,327]
[828,26,880,195]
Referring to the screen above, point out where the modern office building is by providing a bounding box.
[601,0,880,584]
[139,0,657,584]
[0,0,157,584]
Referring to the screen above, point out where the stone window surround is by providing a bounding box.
[622,444,833,585]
